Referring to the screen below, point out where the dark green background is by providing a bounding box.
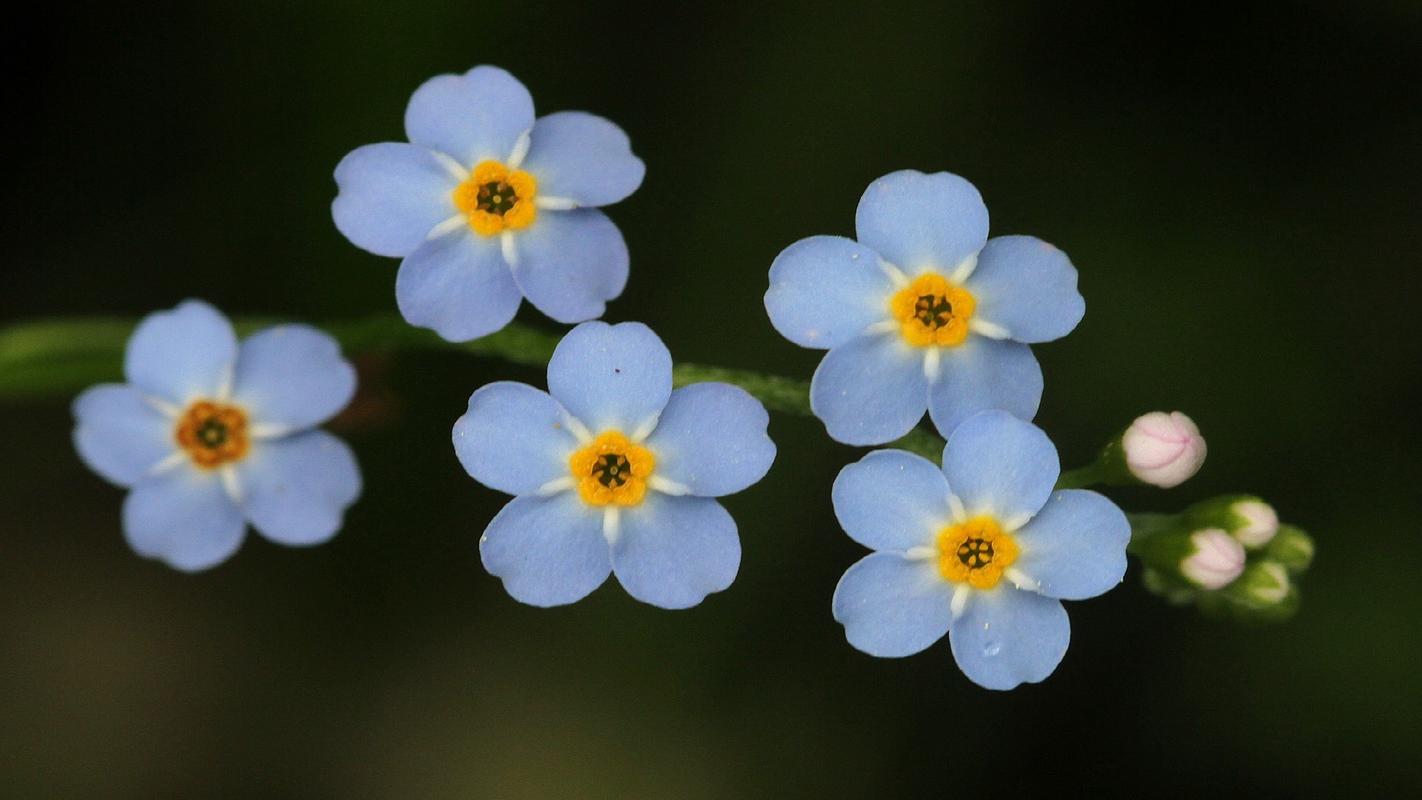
[4,1,1420,796]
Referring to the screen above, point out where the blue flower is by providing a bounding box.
[72,300,362,571]
[453,321,776,609]
[765,170,1085,445]
[830,410,1128,690]
[333,65,645,342]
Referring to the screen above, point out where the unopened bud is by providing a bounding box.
[1179,528,1245,590]
[1234,561,1291,606]
[1266,524,1315,573]
[1230,500,1279,548]
[1122,411,1206,488]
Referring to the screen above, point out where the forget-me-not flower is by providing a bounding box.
[72,300,362,571]
[765,170,1085,445]
[333,65,645,342]
[831,410,1128,689]
[453,321,776,609]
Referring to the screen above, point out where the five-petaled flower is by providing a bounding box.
[333,65,645,342]
[765,170,1085,445]
[453,321,776,609]
[72,301,362,571]
[831,410,1129,690]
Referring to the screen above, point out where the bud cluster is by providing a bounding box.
[1131,496,1314,622]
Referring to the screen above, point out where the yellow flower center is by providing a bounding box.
[452,160,538,237]
[936,516,1019,589]
[568,431,655,507]
[888,273,976,347]
[174,400,250,469]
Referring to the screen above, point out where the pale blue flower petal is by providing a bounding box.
[480,492,610,607]
[396,229,523,342]
[764,235,895,350]
[231,325,355,433]
[643,383,774,498]
[237,430,361,547]
[404,65,534,167]
[854,170,989,272]
[610,493,739,609]
[963,235,1085,344]
[926,337,1043,437]
[941,410,1058,522]
[546,321,671,433]
[810,333,928,445]
[949,586,1069,691]
[453,382,580,496]
[511,209,628,324]
[72,384,174,488]
[832,552,953,657]
[832,449,953,552]
[1013,490,1130,600]
[122,468,245,572]
[519,111,645,207]
[124,300,237,405]
[331,143,459,258]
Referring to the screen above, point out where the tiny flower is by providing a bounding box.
[764,170,1084,444]
[72,301,362,571]
[1122,410,1206,488]
[830,410,1129,690]
[333,65,645,342]
[452,321,776,609]
[1179,528,1245,590]
[1230,499,1279,548]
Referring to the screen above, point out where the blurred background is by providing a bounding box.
[4,1,1421,796]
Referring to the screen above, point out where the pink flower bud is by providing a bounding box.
[1232,500,1279,548]
[1122,411,1206,488]
[1180,528,1245,590]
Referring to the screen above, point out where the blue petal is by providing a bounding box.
[125,300,237,405]
[72,384,174,488]
[948,586,1069,690]
[546,321,671,433]
[231,325,355,433]
[510,209,628,324]
[963,236,1085,344]
[854,170,989,272]
[236,430,361,547]
[480,492,610,607]
[519,111,644,207]
[643,383,775,497]
[926,337,1042,437]
[404,65,534,166]
[810,333,928,445]
[765,235,895,350]
[832,450,952,552]
[941,410,1058,522]
[331,143,459,258]
[610,493,739,609]
[122,468,246,572]
[832,552,952,657]
[1013,490,1130,600]
[396,229,523,342]
[453,382,580,496]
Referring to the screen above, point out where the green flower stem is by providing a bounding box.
[1056,461,1114,491]
[1124,512,1176,550]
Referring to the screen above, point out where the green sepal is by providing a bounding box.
[1181,494,1261,532]
[1265,524,1315,574]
